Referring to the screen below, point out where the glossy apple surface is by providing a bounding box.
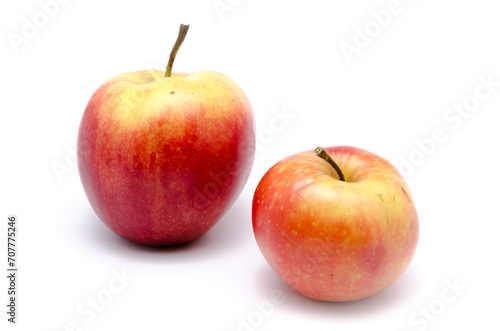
[78,70,255,246]
[252,146,418,301]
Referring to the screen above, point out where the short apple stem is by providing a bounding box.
[315,147,345,181]
[164,24,190,78]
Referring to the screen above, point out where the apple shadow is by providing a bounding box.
[254,262,422,320]
[76,195,254,264]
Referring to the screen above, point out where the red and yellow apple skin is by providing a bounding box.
[78,70,255,246]
[252,146,418,301]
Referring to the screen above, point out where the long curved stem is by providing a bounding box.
[165,24,190,78]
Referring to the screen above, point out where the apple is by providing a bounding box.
[78,24,255,246]
[252,146,419,301]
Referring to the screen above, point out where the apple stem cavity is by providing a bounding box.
[315,147,345,182]
[164,24,190,78]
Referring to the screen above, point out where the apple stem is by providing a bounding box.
[164,24,190,78]
[315,147,345,181]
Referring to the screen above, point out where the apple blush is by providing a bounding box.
[78,25,255,246]
[252,146,419,301]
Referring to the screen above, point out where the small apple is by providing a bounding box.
[78,24,255,246]
[252,146,419,301]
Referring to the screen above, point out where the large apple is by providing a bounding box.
[78,25,255,246]
[252,146,418,301]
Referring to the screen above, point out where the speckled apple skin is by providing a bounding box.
[78,70,255,246]
[252,146,418,301]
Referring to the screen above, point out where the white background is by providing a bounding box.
[1,0,500,330]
